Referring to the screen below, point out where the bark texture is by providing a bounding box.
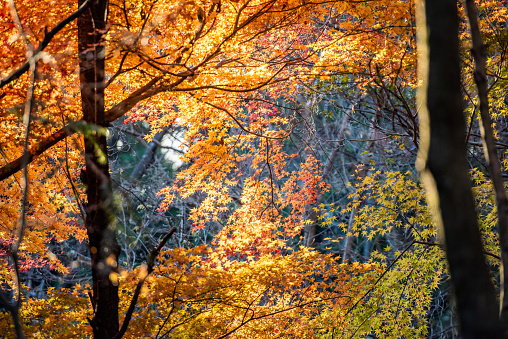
[465,0,508,324]
[416,0,503,337]
[78,0,121,337]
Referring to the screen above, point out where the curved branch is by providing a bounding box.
[0,124,74,181]
[0,76,166,181]
[113,227,177,339]
[0,63,292,181]
[0,0,93,88]
[203,101,287,140]
[0,49,294,181]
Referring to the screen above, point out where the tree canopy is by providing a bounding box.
[1,0,508,338]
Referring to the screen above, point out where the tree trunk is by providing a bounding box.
[78,0,121,337]
[305,145,340,247]
[465,0,508,325]
[131,127,169,180]
[342,201,357,263]
[416,0,502,337]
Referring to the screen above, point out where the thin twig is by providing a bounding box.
[3,1,40,337]
[0,0,93,88]
[114,227,177,339]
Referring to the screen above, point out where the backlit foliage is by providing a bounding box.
[1,0,508,337]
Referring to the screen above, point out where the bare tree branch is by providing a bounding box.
[114,227,177,339]
[0,76,167,181]
[0,0,93,88]
[1,0,39,336]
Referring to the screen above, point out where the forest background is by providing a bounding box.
[0,0,508,338]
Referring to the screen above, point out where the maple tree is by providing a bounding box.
[0,0,384,337]
[1,0,508,338]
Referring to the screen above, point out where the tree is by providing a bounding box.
[1,0,379,337]
[416,0,508,337]
[77,0,122,336]
[3,0,508,337]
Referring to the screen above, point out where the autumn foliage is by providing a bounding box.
[1,0,508,338]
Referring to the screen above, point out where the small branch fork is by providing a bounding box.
[113,227,177,339]
[0,0,93,89]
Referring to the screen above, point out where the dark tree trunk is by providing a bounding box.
[78,0,121,338]
[416,0,503,337]
[465,0,508,326]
